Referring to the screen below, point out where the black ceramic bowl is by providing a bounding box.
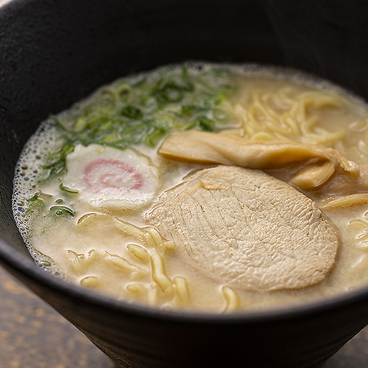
[2,1,368,367]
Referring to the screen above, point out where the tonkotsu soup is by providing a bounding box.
[12,63,368,313]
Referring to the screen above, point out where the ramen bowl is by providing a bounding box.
[1,1,368,367]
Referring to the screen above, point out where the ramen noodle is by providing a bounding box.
[12,63,368,313]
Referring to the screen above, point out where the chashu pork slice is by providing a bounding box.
[146,166,338,291]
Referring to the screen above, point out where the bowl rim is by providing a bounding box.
[1,237,368,325]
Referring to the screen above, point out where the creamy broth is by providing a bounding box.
[13,63,368,312]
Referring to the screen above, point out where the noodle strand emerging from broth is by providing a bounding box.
[222,286,240,313]
[174,277,190,306]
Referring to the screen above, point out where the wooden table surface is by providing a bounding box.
[0,266,368,368]
[0,267,114,368]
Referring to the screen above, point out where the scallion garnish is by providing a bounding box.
[49,205,76,217]
[59,183,79,194]
[41,65,237,180]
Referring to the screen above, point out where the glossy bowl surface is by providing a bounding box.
[2,1,368,367]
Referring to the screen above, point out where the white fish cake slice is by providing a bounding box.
[146,166,339,291]
[64,144,159,210]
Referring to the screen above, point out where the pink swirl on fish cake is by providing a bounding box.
[83,159,143,193]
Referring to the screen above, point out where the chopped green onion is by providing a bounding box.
[41,65,237,181]
[26,199,45,213]
[27,193,40,202]
[196,116,215,132]
[49,205,75,217]
[121,105,143,120]
[154,82,184,104]
[74,117,87,132]
[59,183,79,194]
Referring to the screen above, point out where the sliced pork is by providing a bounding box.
[146,166,338,291]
